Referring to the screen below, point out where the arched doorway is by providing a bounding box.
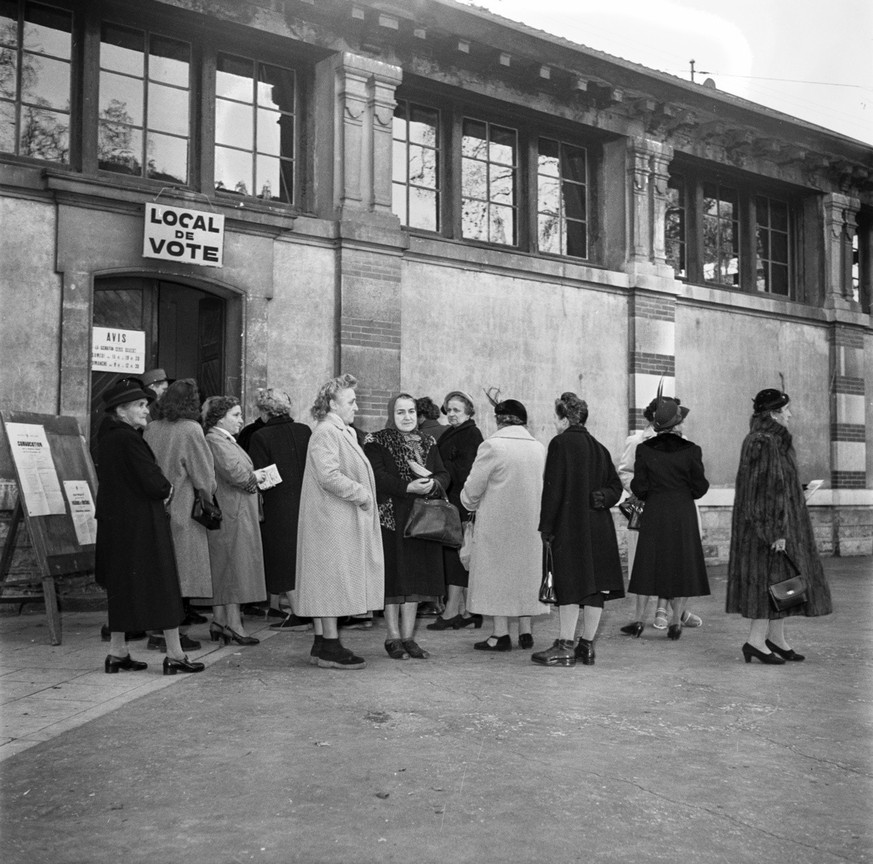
[89,277,239,455]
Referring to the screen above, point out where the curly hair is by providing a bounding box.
[415,396,441,422]
[255,387,292,417]
[158,378,201,421]
[202,395,240,431]
[643,395,681,423]
[555,391,588,426]
[311,374,358,421]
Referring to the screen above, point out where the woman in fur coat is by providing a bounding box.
[726,388,832,664]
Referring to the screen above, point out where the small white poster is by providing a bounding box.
[5,423,66,516]
[63,481,97,546]
[91,328,146,374]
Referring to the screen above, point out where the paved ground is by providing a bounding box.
[1,559,871,864]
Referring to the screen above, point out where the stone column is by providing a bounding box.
[823,193,861,310]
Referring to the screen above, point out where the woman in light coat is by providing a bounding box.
[461,396,548,651]
[296,374,384,670]
[203,396,267,646]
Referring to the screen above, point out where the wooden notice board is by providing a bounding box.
[0,412,99,645]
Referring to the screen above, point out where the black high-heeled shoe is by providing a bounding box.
[620,621,644,638]
[456,614,483,629]
[104,654,148,673]
[223,627,260,646]
[667,624,682,640]
[426,615,461,631]
[209,622,226,642]
[163,655,205,675]
[741,643,786,665]
[765,639,805,662]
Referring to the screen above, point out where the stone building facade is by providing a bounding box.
[1,0,871,565]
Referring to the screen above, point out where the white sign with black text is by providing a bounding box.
[91,328,146,374]
[142,203,225,267]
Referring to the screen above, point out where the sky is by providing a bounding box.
[458,0,873,145]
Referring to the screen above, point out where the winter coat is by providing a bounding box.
[365,429,450,600]
[418,418,447,442]
[205,428,266,605]
[94,416,183,632]
[726,415,832,619]
[143,418,216,597]
[461,425,549,617]
[539,426,625,605]
[295,413,384,616]
[248,415,312,594]
[628,433,710,598]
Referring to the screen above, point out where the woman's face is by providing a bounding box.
[393,398,417,432]
[116,399,150,429]
[330,388,357,426]
[771,406,792,427]
[445,398,470,427]
[217,404,244,434]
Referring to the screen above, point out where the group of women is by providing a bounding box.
[96,371,832,677]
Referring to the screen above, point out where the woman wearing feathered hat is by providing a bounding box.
[625,388,710,640]
[726,387,832,664]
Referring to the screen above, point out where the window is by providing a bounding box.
[392,100,439,232]
[214,53,296,203]
[0,0,72,163]
[537,137,588,259]
[461,118,517,246]
[666,166,796,297]
[99,23,190,183]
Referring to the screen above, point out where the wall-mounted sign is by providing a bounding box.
[91,328,146,374]
[142,202,225,267]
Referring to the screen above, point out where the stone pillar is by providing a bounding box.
[626,290,677,431]
[823,193,861,310]
[625,138,676,289]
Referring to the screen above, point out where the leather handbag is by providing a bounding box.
[768,550,807,611]
[403,490,463,548]
[191,494,222,530]
[619,496,644,531]
[539,542,558,604]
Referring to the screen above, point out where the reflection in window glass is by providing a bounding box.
[0,2,72,163]
[214,53,296,203]
[392,100,439,231]
[665,174,686,277]
[462,117,516,245]
[99,23,189,182]
[702,183,739,285]
[756,195,790,295]
[537,137,587,258]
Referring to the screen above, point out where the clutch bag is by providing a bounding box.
[619,497,644,531]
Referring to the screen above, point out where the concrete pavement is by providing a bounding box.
[1,559,871,864]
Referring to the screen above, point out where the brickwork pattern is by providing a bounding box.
[628,408,647,431]
[831,470,867,489]
[340,317,401,350]
[629,351,675,376]
[354,386,396,433]
[832,328,865,349]
[830,423,867,442]
[631,293,676,322]
[833,376,865,395]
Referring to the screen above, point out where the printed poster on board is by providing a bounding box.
[4,423,66,516]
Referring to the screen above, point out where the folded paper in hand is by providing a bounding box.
[406,459,432,479]
[257,464,283,490]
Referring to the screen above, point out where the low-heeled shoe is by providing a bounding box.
[474,634,511,652]
[455,614,483,629]
[426,615,461,631]
[518,633,534,650]
[104,654,148,673]
[163,655,205,675]
[765,639,805,662]
[620,621,644,638]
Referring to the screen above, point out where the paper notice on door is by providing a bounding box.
[5,423,67,516]
[64,480,98,546]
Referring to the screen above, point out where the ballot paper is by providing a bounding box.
[407,459,432,478]
[804,479,824,502]
[257,463,283,490]
[64,480,97,546]
[5,423,66,516]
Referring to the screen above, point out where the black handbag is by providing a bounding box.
[403,490,463,548]
[539,542,558,604]
[192,494,222,530]
[768,550,807,611]
[619,496,644,531]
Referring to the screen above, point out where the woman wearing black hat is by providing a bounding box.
[626,396,710,640]
[95,378,204,674]
[726,388,832,663]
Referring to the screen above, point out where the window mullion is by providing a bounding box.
[741,189,756,291]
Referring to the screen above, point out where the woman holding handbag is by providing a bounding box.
[726,388,832,664]
[364,394,450,660]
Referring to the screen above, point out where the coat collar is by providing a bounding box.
[490,425,536,442]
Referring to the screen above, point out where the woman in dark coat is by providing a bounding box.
[248,388,312,630]
[365,394,450,660]
[726,388,832,664]
[95,378,204,675]
[428,390,484,631]
[627,396,710,640]
[535,393,625,667]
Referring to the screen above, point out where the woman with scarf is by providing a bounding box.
[726,388,832,664]
[364,394,450,660]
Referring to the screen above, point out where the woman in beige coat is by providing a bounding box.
[296,374,384,670]
[461,397,548,652]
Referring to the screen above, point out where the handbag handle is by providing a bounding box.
[776,549,801,575]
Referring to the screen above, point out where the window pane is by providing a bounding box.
[408,188,437,232]
[257,107,283,155]
[538,137,559,176]
[563,182,585,221]
[771,232,788,263]
[561,146,586,183]
[770,264,789,295]
[98,123,142,173]
[408,144,436,188]
[566,220,587,259]
[0,99,15,151]
[148,81,188,136]
[408,105,437,146]
[461,157,487,200]
[24,3,71,58]
[19,106,67,161]
[146,131,186,182]
[0,2,17,47]
[391,183,407,224]
[255,152,280,199]
[101,24,144,75]
[490,203,515,245]
[216,54,253,101]
[770,200,788,232]
[21,54,69,110]
[489,164,513,204]
[215,145,252,195]
[150,36,189,87]
[489,125,515,165]
[257,63,294,112]
[462,198,488,241]
[461,119,487,158]
[538,176,560,216]
[392,139,407,183]
[392,110,407,142]
[215,99,252,148]
[538,213,561,255]
[100,71,143,126]
[756,229,769,259]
